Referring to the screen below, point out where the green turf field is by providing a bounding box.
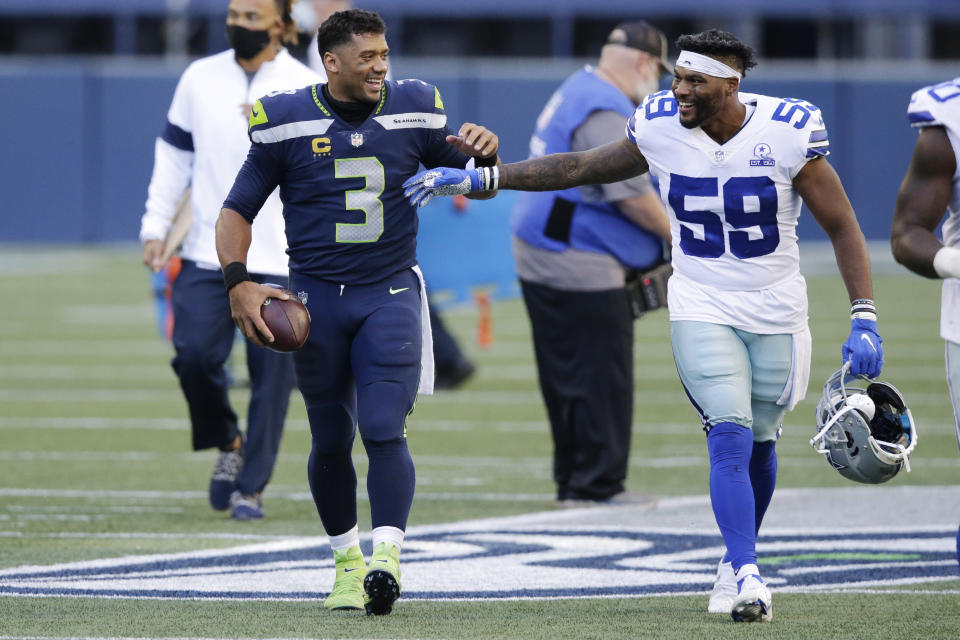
[0,246,958,639]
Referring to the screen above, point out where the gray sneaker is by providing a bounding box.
[229,491,263,520]
[209,445,243,511]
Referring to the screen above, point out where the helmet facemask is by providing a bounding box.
[811,364,917,484]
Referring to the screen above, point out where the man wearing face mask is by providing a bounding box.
[139,0,320,521]
[509,22,672,507]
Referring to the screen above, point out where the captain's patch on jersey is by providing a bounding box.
[1,526,954,600]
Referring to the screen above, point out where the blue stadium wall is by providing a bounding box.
[0,58,952,299]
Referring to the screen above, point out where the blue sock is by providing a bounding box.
[364,437,416,530]
[750,440,777,535]
[707,422,756,571]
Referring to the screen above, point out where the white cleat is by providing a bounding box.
[730,564,773,623]
[707,559,737,614]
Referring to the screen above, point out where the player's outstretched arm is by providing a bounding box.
[795,157,883,378]
[445,122,500,202]
[215,208,288,347]
[501,137,648,191]
[891,126,958,279]
[403,137,648,207]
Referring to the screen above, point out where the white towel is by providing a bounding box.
[412,265,434,395]
[778,325,812,410]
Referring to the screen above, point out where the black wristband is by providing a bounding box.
[223,261,251,292]
[474,153,499,168]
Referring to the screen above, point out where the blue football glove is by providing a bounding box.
[842,317,884,379]
[403,166,491,207]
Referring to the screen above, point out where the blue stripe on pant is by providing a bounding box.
[290,268,421,536]
[170,260,296,495]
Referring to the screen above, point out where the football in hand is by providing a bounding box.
[257,284,310,352]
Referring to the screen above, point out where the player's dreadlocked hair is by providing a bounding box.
[275,0,299,45]
[676,29,758,77]
[316,9,386,57]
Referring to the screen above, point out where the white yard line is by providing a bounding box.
[0,637,359,640]
[0,532,296,541]
[0,488,553,502]
[0,386,952,406]
[0,449,955,469]
[3,416,960,441]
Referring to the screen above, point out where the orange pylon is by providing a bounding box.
[474,291,493,348]
[163,256,182,340]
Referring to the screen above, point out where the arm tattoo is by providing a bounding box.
[499,139,648,192]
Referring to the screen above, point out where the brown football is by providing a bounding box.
[258,286,310,352]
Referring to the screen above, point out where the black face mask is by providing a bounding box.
[226,25,271,60]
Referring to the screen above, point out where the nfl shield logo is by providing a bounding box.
[351,132,364,147]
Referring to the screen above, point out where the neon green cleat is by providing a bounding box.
[323,545,367,611]
[363,542,401,615]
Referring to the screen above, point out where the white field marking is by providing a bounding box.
[1,386,951,407]
[0,450,547,469]
[0,637,366,640]
[0,389,188,403]
[0,250,111,275]
[808,587,960,595]
[0,416,556,434]
[0,488,554,502]
[0,637,372,640]
[0,586,957,605]
[0,365,175,381]
[60,303,155,324]
[0,341,170,357]
[0,417,191,430]
[0,448,956,471]
[12,514,105,522]
[6,505,183,514]
[0,388,683,405]
[5,416,960,441]
[0,532,299,540]
[779,559,959,575]
[776,575,960,593]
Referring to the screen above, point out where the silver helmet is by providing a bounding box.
[811,364,917,484]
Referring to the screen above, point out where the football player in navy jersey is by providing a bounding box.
[215,9,499,615]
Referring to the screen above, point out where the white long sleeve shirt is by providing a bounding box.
[140,48,321,275]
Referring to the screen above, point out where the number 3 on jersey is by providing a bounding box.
[335,157,385,243]
[668,173,780,259]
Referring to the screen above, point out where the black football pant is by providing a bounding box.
[520,280,634,501]
[170,260,296,496]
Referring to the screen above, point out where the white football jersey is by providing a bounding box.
[907,78,960,344]
[626,90,829,334]
[140,49,321,275]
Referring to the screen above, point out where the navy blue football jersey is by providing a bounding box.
[223,79,471,284]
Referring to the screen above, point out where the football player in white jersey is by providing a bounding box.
[891,78,960,564]
[402,29,884,623]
